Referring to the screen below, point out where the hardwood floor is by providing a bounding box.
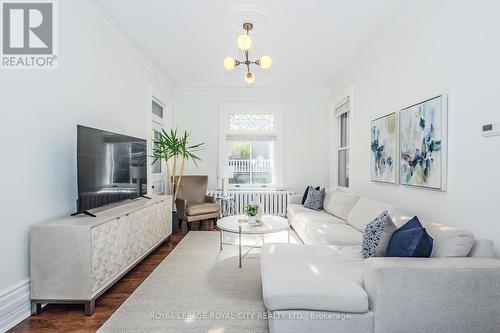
[9,221,218,333]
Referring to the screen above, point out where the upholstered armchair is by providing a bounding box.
[175,175,219,230]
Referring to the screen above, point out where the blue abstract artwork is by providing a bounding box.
[371,113,397,183]
[400,96,445,189]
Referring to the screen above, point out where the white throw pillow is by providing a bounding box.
[424,223,475,257]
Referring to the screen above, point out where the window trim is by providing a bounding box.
[152,96,166,125]
[332,96,351,191]
[218,103,284,189]
[151,128,163,175]
[149,90,170,195]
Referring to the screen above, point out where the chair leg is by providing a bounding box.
[178,218,182,229]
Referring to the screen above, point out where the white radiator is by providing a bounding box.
[207,189,295,217]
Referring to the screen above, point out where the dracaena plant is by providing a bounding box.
[152,128,204,204]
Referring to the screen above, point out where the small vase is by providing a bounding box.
[248,216,256,224]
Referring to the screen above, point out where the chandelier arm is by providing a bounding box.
[245,51,251,73]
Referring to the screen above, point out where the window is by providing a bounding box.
[335,98,350,188]
[152,100,164,118]
[151,130,162,174]
[151,97,166,177]
[219,104,283,188]
[228,140,274,186]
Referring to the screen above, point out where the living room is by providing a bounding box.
[1,1,499,332]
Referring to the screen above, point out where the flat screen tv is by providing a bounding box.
[75,125,148,215]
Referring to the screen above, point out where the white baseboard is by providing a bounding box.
[0,279,31,333]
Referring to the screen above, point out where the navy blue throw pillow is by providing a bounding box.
[386,217,433,257]
[302,186,320,205]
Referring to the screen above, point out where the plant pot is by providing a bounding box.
[248,216,257,224]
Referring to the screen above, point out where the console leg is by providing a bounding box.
[187,222,192,231]
[85,300,95,316]
[31,302,42,315]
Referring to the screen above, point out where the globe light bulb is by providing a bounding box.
[237,34,252,51]
[259,56,272,69]
[244,72,255,84]
[223,57,236,70]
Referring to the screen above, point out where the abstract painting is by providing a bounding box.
[400,95,447,190]
[371,112,397,183]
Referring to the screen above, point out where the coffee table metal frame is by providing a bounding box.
[217,215,290,268]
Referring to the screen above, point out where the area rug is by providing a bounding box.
[97,230,295,333]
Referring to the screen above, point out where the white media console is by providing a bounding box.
[30,195,172,315]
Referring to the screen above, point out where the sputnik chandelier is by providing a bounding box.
[223,23,272,84]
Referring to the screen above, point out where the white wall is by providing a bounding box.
[331,0,500,256]
[0,0,174,298]
[174,88,331,193]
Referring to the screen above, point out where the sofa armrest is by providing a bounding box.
[204,195,216,203]
[175,198,187,218]
[364,257,500,332]
[288,195,303,205]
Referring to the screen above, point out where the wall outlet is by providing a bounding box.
[482,122,500,137]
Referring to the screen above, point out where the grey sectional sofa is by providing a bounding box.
[260,190,500,333]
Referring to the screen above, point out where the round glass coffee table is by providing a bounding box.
[217,215,290,268]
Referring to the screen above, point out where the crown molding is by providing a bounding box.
[328,0,415,91]
[174,86,331,94]
[87,0,177,85]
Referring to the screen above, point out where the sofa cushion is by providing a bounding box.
[347,197,403,232]
[288,203,347,245]
[303,187,325,210]
[468,237,494,258]
[261,243,368,313]
[323,190,359,220]
[306,222,364,246]
[424,223,475,257]
[387,217,433,257]
[185,202,219,216]
[288,204,346,225]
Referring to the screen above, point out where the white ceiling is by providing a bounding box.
[103,0,406,88]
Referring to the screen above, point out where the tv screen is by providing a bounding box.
[76,125,147,213]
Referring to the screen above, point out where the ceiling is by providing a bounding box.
[102,0,406,88]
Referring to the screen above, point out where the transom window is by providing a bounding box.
[152,100,164,118]
[228,114,274,132]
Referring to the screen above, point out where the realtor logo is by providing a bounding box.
[1,0,57,69]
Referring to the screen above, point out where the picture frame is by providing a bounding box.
[399,95,448,191]
[371,112,398,184]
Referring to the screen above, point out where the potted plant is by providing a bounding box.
[244,204,259,224]
[152,128,204,207]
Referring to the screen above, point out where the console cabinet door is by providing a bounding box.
[90,201,171,293]
[91,214,145,293]
[132,200,170,251]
